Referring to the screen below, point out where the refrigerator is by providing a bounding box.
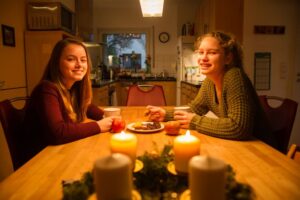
[176,36,205,105]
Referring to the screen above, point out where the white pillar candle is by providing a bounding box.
[93,153,133,200]
[189,155,226,200]
[110,131,137,164]
[173,130,200,173]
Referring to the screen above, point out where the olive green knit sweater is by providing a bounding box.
[168,67,269,140]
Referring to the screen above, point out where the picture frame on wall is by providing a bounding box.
[1,24,15,47]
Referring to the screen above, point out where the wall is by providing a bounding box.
[0,0,27,95]
[92,0,199,77]
[290,8,300,149]
[0,0,27,181]
[177,0,199,36]
[243,0,300,146]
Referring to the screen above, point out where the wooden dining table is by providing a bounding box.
[0,106,300,200]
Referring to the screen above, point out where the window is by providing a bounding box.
[97,28,153,71]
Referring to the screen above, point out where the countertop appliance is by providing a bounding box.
[27,2,76,34]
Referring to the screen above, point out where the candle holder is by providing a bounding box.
[179,189,190,200]
[134,159,144,173]
[167,161,188,176]
[132,190,142,200]
[88,190,142,200]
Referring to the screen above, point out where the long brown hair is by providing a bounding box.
[195,31,244,70]
[42,38,92,122]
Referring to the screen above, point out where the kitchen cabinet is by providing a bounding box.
[92,81,121,106]
[117,81,135,106]
[194,0,244,42]
[117,82,129,106]
[24,31,76,95]
[180,82,200,105]
[110,82,121,106]
[76,0,93,41]
[92,85,109,106]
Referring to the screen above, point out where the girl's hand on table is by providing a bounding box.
[97,116,115,132]
[146,105,166,122]
[174,111,196,129]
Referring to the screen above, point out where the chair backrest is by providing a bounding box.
[0,97,30,170]
[287,144,300,163]
[126,84,167,106]
[259,95,298,153]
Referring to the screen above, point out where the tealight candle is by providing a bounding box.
[189,155,226,200]
[93,153,133,200]
[110,131,137,163]
[173,130,200,173]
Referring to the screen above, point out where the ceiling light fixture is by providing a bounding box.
[139,0,164,17]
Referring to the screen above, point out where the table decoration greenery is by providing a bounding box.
[62,144,254,200]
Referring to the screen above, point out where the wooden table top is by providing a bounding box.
[0,107,300,200]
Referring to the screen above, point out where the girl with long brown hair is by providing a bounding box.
[24,38,115,156]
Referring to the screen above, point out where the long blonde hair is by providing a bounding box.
[42,38,92,122]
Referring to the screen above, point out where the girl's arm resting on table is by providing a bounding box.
[36,88,101,145]
[189,70,255,140]
[189,111,252,140]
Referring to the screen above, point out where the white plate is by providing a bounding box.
[127,122,164,133]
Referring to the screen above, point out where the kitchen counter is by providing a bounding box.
[92,79,117,88]
[92,77,176,88]
[92,77,177,106]
[118,76,176,82]
[181,80,202,88]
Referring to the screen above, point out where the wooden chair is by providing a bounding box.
[126,84,167,106]
[0,97,30,170]
[259,95,298,154]
[287,144,300,163]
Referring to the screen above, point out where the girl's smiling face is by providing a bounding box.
[59,44,88,89]
[197,36,231,79]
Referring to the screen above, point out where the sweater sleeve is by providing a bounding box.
[164,80,210,121]
[31,82,101,145]
[87,104,104,120]
[189,68,255,140]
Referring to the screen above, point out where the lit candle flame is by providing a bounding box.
[185,130,191,137]
[119,131,127,138]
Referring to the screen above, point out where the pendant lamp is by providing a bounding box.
[139,0,164,17]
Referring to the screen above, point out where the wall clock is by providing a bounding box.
[159,32,170,43]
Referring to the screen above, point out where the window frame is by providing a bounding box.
[96,27,153,71]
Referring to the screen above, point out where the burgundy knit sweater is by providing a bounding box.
[24,80,103,155]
